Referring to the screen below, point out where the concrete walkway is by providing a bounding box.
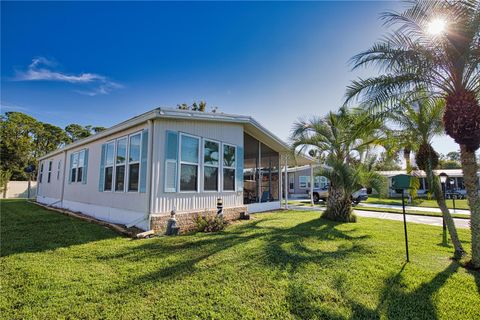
[288,205,470,229]
[357,202,470,215]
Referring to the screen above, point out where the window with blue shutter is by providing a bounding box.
[236,146,244,192]
[99,144,106,191]
[164,131,179,192]
[139,129,149,193]
[82,149,89,184]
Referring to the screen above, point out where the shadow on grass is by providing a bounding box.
[286,261,461,320]
[105,214,371,294]
[1,199,118,257]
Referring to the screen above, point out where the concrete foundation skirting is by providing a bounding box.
[151,205,248,233]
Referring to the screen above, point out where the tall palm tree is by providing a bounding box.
[291,108,386,222]
[390,97,465,257]
[345,0,479,267]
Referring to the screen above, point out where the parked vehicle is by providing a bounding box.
[309,186,368,204]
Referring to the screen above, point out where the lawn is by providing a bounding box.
[1,199,479,319]
[365,195,470,210]
[355,205,470,219]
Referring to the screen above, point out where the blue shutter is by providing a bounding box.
[139,129,149,193]
[68,154,74,184]
[99,144,106,191]
[82,149,89,184]
[236,146,244,192]
[164,131,179,192]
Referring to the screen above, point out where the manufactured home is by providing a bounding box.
[286,165,327,198]
[36,108,311,231]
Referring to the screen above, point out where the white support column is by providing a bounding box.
[310,164,314,206]
[278,155,283,206]
[284,155,289,210]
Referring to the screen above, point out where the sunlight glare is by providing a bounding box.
[427,18,447,36]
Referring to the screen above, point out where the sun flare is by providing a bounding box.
[427,17,447,35]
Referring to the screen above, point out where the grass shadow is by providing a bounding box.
[1,199,118,257]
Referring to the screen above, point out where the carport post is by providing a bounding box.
[284,155,288,210]
[310,164,314,206]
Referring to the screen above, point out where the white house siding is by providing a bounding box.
[37,123,149,229]
[36,153,65,204]
[151,118,244,215]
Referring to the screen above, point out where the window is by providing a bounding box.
[115,137,127,191]
[314,176,321,189]
[71,152,78,182]
[104,141,115,191]
[39,162,44,183]
[128,133,141,191]
[47,161,52,183]
[180,134,199,191]
[289,175,294,190]
[203,140,219,191]
[57,160,61,180]
[223,144,236,191]
[299,176,310,189]
[70,149,87,183]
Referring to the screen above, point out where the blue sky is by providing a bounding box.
[1,1,458,155]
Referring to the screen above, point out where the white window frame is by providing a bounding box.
[299,176,310,189]
[47,160,52,183]
[313,176,321,189]
[57,160,61,180]
[39,162,44,183]
[127,132,142,193]
[103,140,116,192]
[114,136,128,192]
[178,133,201,193]
[202,138,220,192]
[221,142,236,192]
[70,149,86,183]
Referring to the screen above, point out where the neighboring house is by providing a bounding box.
[36,108,311,232]
[1,181,37,199]
[377,169,479,197]
[286,165,327,198]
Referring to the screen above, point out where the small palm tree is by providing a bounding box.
[390,97,465,257]
[346,0,479,267]
[291,108,386,222]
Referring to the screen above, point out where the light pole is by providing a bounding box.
[449,178,456,213]
[439,172,448,245]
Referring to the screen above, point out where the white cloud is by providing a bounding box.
[13,57,122,96]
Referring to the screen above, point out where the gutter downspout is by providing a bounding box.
[146,119,155,230]
[60,150,67,207]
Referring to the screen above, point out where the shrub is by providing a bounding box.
[193,214,227,232]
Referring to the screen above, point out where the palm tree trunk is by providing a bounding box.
[459,144,480,268]
[425,163,465,258]
[322,186,355,222]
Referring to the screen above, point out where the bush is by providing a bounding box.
[193,214,227,232]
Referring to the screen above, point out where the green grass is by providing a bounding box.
[356,205,470,219]
[365,196,470,210]
[1,199,479,319]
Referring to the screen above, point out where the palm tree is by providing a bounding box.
[291,108,386,222]
[345,0,479,267]
[389,97,465,257]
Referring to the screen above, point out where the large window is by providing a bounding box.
[299,176,310,189]
[128,133,141,191]
[223,144,236,191]
[203,140,219,191]
[104,141,115,191]
[47,161,52,183]
[57,160,61,180]
[180,134,200,192]
[70,149,87,183]
[115,137,127,191]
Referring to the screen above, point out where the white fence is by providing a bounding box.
[1,181,37,199]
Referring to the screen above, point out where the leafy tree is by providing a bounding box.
[446,151,461,161]
[438,159,462,169]
[373,152,402,171]
[65,124,92,142]
[291,108,386,222]
[177,101,218,113]
[346,0,480,267]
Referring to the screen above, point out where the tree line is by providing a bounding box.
[0,112,106,181]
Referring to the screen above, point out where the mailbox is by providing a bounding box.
[391,174,411,190]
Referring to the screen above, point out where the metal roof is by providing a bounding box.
[39,107,314,164]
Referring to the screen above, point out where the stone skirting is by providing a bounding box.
[151,205,248,234]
